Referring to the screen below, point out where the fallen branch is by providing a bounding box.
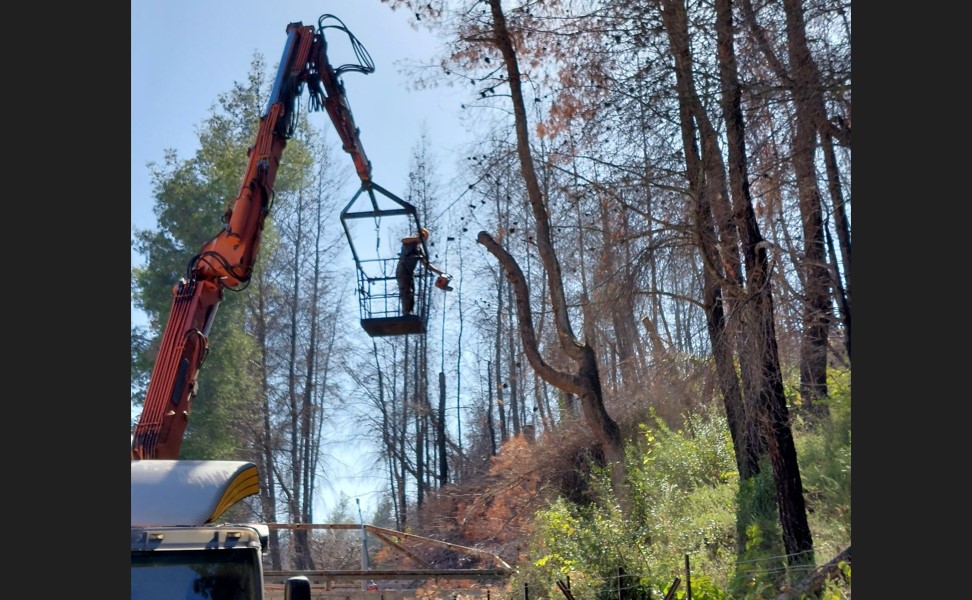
[776,545,851,599]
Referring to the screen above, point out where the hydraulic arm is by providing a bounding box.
[132,16,375,460]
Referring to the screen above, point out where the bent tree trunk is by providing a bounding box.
[478,232,625,488]
[475,0,626,495]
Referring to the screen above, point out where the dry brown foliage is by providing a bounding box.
[402,419,608,568]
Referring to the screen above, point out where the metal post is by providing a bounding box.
[662,577,681,600]
[357,498,371,590]
[684,554,691,600]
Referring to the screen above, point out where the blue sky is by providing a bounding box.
[131,0,474,518]
[132,0,472,268]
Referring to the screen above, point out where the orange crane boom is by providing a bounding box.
[132,16,375,460]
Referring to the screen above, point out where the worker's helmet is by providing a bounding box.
[420,227,430,239]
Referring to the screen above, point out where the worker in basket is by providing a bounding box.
[396,227,452,315]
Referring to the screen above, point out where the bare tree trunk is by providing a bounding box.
[296,192,325,570]
[656,0,815,570]
[657,0,759,481]
[597,193,646,404]
[506,281,521,437]
[437,370,448,486]
[453,251,466,475]
[412,338,425,513]
[533,375,552,433]
[710,0,767,481]
[479,0,625,495]
[283,192,309,569]
[716,0,815,568]
[494,264,508,444]
[820,133,851,361]
[374,358,402,531]
[485,361,497,456]
[251,274,281,569]
[398,341,409,527]
[739,0,837,417]
[781,0,833,418]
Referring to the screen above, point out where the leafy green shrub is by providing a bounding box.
[517,382,852,599]
[520,404,741,597]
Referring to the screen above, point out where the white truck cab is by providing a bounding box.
[131,460,309,600]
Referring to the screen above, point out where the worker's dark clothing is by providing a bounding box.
[396,239,426,315]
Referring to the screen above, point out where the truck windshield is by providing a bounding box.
[131,549,261,600]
